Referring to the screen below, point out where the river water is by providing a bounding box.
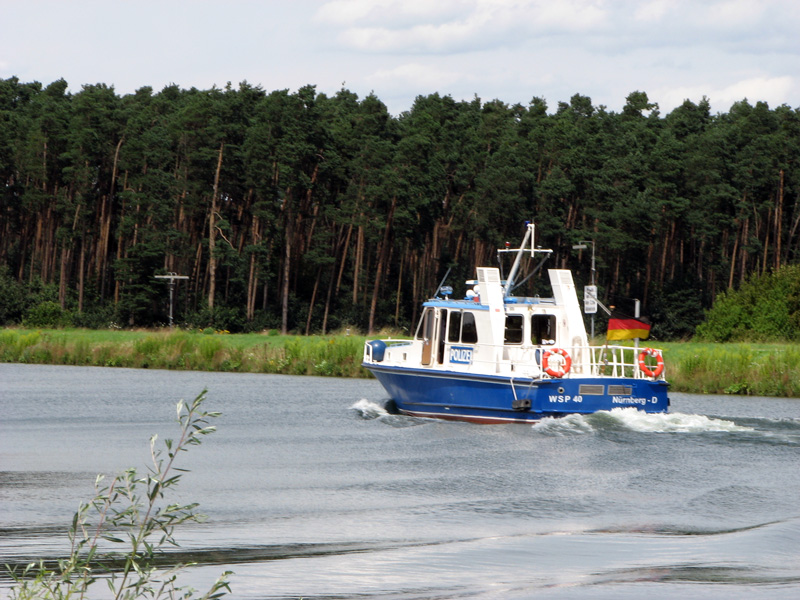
[1,363,799,599]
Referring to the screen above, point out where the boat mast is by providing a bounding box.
[501,222,535,297]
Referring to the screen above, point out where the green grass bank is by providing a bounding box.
[658,340,800,397]
[0,327,370,378]
[2,328,800,397]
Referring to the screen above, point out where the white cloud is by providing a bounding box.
[633,0,771,30]
[1,0,797,117]
[715,75,796,107]
[315,0,466,28]
[318,0,610,54]
[314,0,388,25]
[699,0,767,29]
[634,0,672,22]
[368,62,462,90]
[657,76,797,112]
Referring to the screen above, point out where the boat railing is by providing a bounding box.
[564,344,666,380]
[364,337,666,381]
[500,343,666,380]
[363,339,413,363]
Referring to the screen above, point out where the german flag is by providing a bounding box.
[607,311,651,340]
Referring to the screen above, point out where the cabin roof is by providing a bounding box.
[423,296,558,309]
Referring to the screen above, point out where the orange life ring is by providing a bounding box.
[542,347,572,378]
[638,348,664,378]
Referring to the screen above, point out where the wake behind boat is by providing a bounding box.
[362,222,669,423]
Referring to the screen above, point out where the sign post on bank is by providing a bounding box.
[154,273,189,327]
[573,240,597,339]
[584,285,597,338]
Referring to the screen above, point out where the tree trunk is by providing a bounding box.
[30,207,43,283]
[58,243,69,309]
[335,223,353,296]
[394,241,406,326]
[77,237,86,313]
[98,139,124,298]
[281,192,293,335]
[659,220,672,287]
[246,214,261,321]
[368,196,396,334]
[192,241,203,297]
[410,250,420,328]
[208,142,224,309]
[643,238,654,306]
[353,222,364,305]
[728,220,740,289]
[59,200,82,309]
[739,217,749,286]
[322,262,336,335]
[323,227,347,334]
[246,256,259,321]
[305,267,322,335]
[762,207,771,275]
[777,169,784,270]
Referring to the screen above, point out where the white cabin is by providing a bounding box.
[372,267,595,379]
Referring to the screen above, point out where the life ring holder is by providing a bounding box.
[638,348,664,378]
[542,348,572,378]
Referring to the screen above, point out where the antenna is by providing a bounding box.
[434,266,452,298]
[498,222,553,297]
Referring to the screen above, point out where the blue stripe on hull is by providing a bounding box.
[364,363,669,424]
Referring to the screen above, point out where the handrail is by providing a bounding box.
[364,337,666,381]
[548,344,666,380]
[499,343,666,380]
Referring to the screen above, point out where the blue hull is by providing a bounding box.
[365,363,670,424]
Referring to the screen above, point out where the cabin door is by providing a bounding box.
[421,308,436,366]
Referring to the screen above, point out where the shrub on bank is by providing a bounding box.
[22,301,71,328]
[695,266,800,342]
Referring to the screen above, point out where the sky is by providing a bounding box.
[2,0,799,116]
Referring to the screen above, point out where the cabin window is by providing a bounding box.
[448,311,462,343]
[445,310,478,344]
[532,314,557,345]
[461,312,478,344]
[504,315,524,344]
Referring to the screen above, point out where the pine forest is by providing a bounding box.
[2,77,799,338]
